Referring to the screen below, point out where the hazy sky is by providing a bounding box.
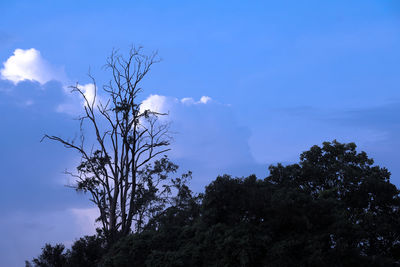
[1,1,400,266]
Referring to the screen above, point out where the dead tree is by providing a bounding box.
[43,47,184,244]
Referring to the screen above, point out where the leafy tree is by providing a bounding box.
[67,235,106,267]
[100,176,201,266]
[27,244,67,267]
[267,140,400,265]
[27,236,105,267]
[102,141,400,266]
[31,141,400,266]
[43,47,189,244]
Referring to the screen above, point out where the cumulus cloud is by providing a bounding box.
[78,83,96,107]
[0,48,65,85]
[199,96,211,104]
[0,48,99,114]
[138,94,263,189]
[140,94,173,114]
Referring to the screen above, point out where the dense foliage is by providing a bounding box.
[28,141,400,266]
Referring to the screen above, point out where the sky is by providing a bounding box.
[1,0,400,265]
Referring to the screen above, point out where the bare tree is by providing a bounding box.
[43,47,185,244]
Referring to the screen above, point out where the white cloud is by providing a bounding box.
[0,48,65,85]
[55,83,98,115]
[138,94,260,188]
[181,96,212,105]
[78,83,96,107]
[181,97,195,105]
[0,48,100,113]
[139,95,213,122]
[140,94,175,114]
[199,96,211,104]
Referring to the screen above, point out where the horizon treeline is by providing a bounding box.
[27,140,400,267]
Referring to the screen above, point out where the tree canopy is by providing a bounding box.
[29,140,400,266]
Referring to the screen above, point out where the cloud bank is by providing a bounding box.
[0,48,99,114]
[139,94,264,189]
[0,48,65,85]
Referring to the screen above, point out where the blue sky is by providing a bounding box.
[1,0,400,265]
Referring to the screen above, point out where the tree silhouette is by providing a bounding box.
[32,139,400,266]
[43,47,188,244]
[103,141,400,266]
[26,244,67,267]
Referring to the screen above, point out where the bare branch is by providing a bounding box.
[44,47,181,245]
